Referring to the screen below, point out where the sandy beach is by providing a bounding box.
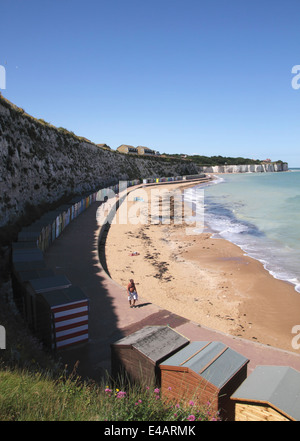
[103,180,300,354]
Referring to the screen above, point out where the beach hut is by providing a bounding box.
[231,365,300,421]
[39,210,62,243]
[24,275,72,331]
[34,285,89,350]
[12,258,47,273]
[12,242,38,250]
[11,244,45,274]
[160,341,249,421]
[17,225,42,246]
[111,326,189,386]
[12,268,55,293]
[11,265,54,314]
[12,247,44,264]
[56,204,72,231]
[68,196,82,220]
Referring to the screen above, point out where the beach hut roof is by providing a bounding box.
[56,204,72,212]
[160,341,249,389]
[12,242,39,250]
[12,248,44,263]
[17,227,41,242]
[12,260,47,272]
[16,268,54,283]
[39,286,88,308]
[28,275,72,293]
[68,196,85,204]
[231,365,300,421]
[39,210,62,221]
[112,326,189,364]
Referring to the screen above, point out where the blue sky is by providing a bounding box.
[1,0,300,166]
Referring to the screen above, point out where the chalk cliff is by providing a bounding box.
[0,97,199,227]
[0,96,288,229]
[198,163,288,173]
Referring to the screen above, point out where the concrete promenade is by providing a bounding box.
[44,200,300,382]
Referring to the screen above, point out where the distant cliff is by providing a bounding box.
[198,163,288,173]
[0,96,288,230]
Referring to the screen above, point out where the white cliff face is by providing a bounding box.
[199,163,288,173]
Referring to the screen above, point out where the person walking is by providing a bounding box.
[127,279,138,308]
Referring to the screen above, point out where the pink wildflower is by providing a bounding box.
[187,415,196,421]
[189,400,195,406]
[116,390,126,398]
[154,388,160,394]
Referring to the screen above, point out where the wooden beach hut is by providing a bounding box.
[231,365,300,421]
[17,225,43,247]
[24,275,72,331]
[11,244,45,273]
[111,326,189,386]
[11,263,54,315]
[34,285,89,350]
[56,204,72,231]
[160,341,249,421]
[38,209,63,243]
[11,255,48,314]
[12,247,44,264]
[12,241,38,251]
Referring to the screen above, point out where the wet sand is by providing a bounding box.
[104,181,300,353]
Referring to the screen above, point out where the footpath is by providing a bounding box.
[44,201,300,382]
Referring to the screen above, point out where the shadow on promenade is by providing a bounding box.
[44,202,127,382]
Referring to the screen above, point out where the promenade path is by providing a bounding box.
[44,199,300,382]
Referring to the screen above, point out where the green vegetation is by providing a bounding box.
[163,153,263,166]
[0,367,219,421]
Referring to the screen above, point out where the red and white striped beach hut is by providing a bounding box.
[35,285,89,350]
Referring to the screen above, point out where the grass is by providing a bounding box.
[0,366,220,421]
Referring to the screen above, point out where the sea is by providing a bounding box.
[187,169,300,293]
